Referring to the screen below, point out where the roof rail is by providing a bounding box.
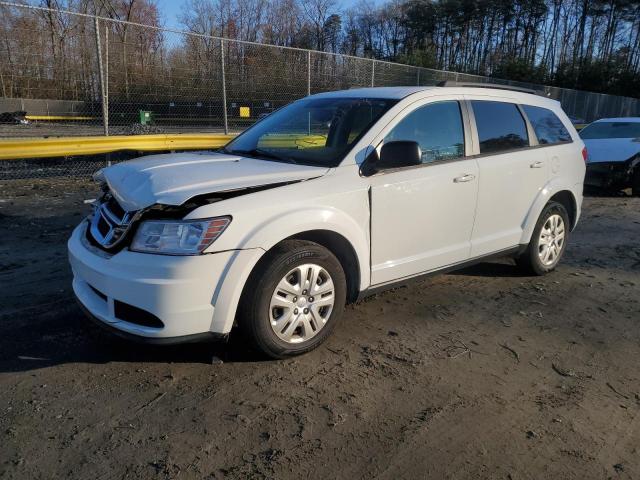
[437,80,549,97]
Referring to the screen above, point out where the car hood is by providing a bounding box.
[583,138,640,164]
[99,151,328,211]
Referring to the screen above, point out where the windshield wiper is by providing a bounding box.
[227,148,297,164]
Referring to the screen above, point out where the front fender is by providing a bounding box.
[241,206,369,275]
[207,206,370,334]
[519,179,582,245]
[208,247,266,334]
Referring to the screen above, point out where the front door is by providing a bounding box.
[369,100,479,285]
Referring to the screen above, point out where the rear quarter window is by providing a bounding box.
[471,101,529,154]
[522,105,572,145]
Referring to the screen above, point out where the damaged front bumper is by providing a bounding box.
[584,159,636,191]
[68,221,251,342]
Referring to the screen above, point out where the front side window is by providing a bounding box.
[471,101,529,154]
[522,105,572,144]
[384,101,465,163]
[224,97,397,167]
[579,121,640,139]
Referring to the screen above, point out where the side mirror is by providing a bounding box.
[377,141,422,170]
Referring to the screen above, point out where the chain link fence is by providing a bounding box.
[2,1,640,178]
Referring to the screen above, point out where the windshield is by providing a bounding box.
[580,121,640,139]
[224,97,397,167]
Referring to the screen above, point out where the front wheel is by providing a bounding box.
[516,201,570,275]
[237,240,347,358]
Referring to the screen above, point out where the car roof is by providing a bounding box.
[310,85,559,107]
[592,117,640,123]
[312,86,436,99]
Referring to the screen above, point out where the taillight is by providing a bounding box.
[581,147,588,163]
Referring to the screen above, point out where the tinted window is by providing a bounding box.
[522,105,572,144]
[384,101,464,163]
[579,121,640,139]
[472,101,529,154]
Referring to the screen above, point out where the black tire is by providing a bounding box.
[632,167,640,197]
[237,240,347,359]
[516,201,570,276]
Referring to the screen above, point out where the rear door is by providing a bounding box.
[520,104,576,185]
[466,98,549,257]
[368,99,479,285]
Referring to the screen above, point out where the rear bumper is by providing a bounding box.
[68,221,254,341]
[585,161,633,190]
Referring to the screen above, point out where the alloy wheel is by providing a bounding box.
[538,214,565,266]
[268,263,335,343]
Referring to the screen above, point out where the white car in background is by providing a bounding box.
[580,117,640,195]
[68,84,586,358]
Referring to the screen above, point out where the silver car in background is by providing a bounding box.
[580,117,640,195]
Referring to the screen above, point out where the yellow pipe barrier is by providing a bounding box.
[25,115,97,121]
[0,133,235,160]
[0,132,339,160]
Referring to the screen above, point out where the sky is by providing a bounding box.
[155,0,186,30]
[154,0,369,31]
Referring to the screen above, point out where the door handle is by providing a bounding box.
[530,161,544,169]
[453,174,475,183]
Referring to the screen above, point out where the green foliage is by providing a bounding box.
[492,59,548,85]
[554,58,640,98]
[396,49,438,69]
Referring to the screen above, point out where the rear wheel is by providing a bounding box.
[238,240,346,358]
[516,201,569,275]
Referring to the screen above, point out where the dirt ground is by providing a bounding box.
[0,178,639,480]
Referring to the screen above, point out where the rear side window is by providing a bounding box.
[384,101,465,163]
[522,105,572,144]
[471,101,529,154]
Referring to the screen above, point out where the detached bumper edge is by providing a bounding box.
[585,161,632,189]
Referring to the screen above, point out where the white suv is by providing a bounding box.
[68,85,586,358]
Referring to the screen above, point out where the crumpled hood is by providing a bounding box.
[583,138,640,164]
[99,151,328,211]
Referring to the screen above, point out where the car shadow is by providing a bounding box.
[448,260,530,278]
[0,208,270,374]
[0,257,539,374]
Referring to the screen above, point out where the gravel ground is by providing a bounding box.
[0,178,639,479]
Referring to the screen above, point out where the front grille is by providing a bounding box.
[89,192,137,249]
[106,196,126,219]
[97,216,111,236]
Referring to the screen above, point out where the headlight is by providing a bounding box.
[92,168,105,184]
[130,216,231,255]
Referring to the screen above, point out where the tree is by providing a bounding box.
[2,0,640,100]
